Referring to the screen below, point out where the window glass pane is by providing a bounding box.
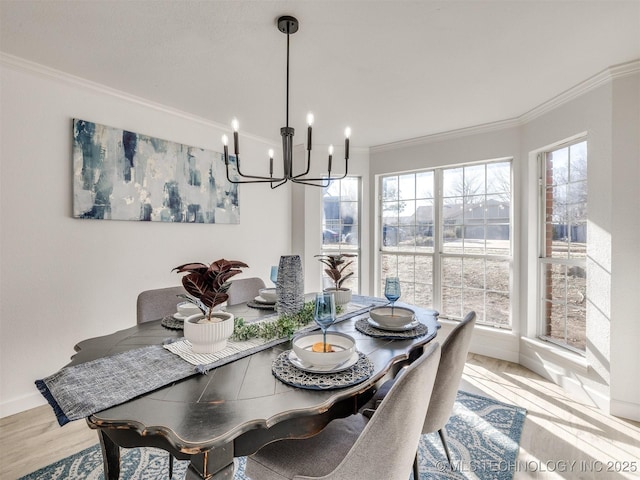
[416,171,434,198]
[379,159,511,325]
[341,177,359,201]
[487,162,511,195]
[463,258,485,290]
[442,257,462,287]
[382,176,398,201]
[399,174,415,200]
[465,164,486,195]
[443,167,463,197]
[463,289,485,322]
[321,177,361,293]
[569,142,587,182]
[539,139,588,351]
[442,287,462,318]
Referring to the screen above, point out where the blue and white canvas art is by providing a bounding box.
[73,119,239,223]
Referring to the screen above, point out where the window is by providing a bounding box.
[322,177,360,293]
[380,160,512,327]
[538,140,587,352]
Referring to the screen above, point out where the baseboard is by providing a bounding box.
[610,399,640,422]
[1,391,46,419]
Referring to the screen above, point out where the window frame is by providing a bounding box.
[378,158,513,328]
[536,138,588,354]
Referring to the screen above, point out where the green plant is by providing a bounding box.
[314,253,356,290]
[173,258,248,320]
[232,302,343,342]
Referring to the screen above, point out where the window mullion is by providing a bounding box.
[433,169,443,313]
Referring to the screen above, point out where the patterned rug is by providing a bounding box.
[19,391,526,480]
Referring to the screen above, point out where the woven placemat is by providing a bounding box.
[161,315,184,330]
[272,351,374,390]
[354,317,428,339]
[246,300,276,310]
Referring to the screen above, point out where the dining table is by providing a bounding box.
[66,296,439,480]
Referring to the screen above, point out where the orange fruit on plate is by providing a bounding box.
[312,342,334,353]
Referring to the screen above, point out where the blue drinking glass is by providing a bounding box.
[384,277,401,315]
[270,266,278,286]
[314,292,336,352]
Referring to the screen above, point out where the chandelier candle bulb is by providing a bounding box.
[328,144,334,172]
[231,119,240,155]
[344,127,351,160]
[269,149,274,175]
[221,134,229,163]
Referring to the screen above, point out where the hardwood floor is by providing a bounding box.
[1,354,638,479]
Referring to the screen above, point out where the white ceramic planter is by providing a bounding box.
[324,288,352,306]
[184,312,235,354]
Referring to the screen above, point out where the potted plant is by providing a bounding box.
[314,253,356,305]
[173,258,248,353]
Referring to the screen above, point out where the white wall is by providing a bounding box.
[0,57,291,417]
[370,63,640,420]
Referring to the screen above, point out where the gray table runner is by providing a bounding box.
[36,296,386,426]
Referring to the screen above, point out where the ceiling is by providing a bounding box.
[1,1,639,148]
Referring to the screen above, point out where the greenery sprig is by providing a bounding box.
[232,301,343,342]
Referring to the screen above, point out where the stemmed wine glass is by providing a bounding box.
[314,292,336,352]
[270,266,278,286]
[384,277,401,316]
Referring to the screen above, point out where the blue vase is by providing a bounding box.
[276,255,304,315]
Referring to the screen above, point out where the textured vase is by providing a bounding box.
[276,255,304,315]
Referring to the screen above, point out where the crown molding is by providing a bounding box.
[372,58,640,154]
[370,117,521,153]
[0,52,279,147]
[519,59,640,124]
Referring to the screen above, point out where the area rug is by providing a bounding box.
[19,391,526,480]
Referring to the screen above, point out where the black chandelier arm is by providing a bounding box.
[291,178,332,188]
[224,151,278,182]
[225,160,286,185]
[292,157,349,182]
[270,178,289,189]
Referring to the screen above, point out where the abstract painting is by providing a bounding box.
[72,119,239,223]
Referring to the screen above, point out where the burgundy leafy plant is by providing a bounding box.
[173,259,248,320]
[314,253,356,291]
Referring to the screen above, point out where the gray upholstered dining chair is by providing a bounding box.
[245,342,442,480]
[227,277,266,305]
[368,310,476,476]
[136,286,187,324]
[136,285,188,478]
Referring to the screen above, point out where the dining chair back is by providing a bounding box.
[245,341,442,480]
[227,277,266,306]
[363,310,475,476]
[422,310,476,440]
[136,286,187,324]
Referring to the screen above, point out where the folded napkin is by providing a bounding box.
[36,344,195,426]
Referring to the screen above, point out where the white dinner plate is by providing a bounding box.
[173,312,190,320]
[367,317,421,332]
[254,295,276,305]
[288,350,359,373]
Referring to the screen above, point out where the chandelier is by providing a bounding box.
[222,16,351,189]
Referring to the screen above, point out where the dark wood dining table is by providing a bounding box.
[71,298,439,480]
